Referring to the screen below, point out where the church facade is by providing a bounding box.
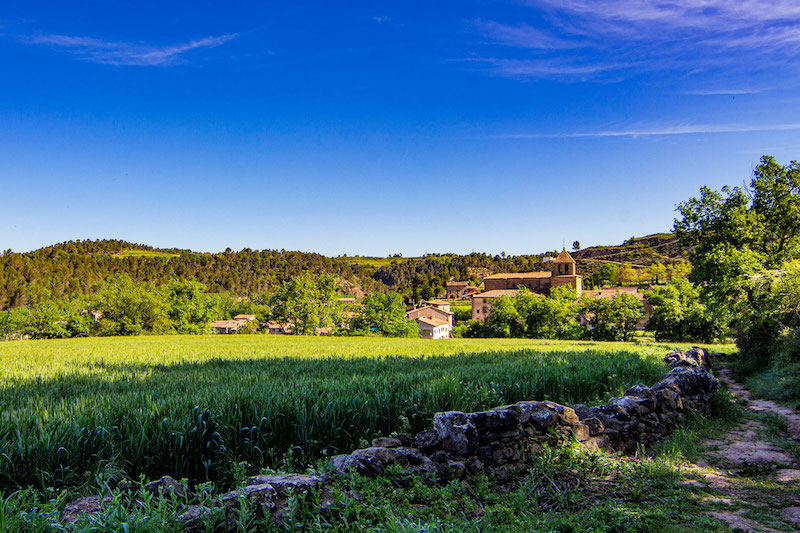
[471,249,583,321]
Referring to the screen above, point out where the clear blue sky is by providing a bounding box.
[2,1,799,256]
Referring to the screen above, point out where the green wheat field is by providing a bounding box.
[0,336,732,492]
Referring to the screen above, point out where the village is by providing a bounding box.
[209,249,652,339]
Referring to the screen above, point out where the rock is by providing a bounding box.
[178,505,212,532]
[518,401,559,432]
[465,456,483,474]
[371,437,403,448]
[447,461,466,478]
[434,411,478,456]
[655,388,682,412]
[582,416,605,436]
[543,401,579,425]
[469,407,520,432]
[572,423,591,442]
[328,446,434,477]
[245,474,321,496]
[61,496,108,524]
[144,475,186,499]
[395,433,414,446]
[413,429,441,452]
[572,404,593,421]
[219,483,277,510]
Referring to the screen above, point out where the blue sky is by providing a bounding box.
[2,1,800,256]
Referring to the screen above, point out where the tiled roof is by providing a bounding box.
[405,305,454,318]
[424,299,450,306]
[417,317,449,327]
[554,249,576,263]
[471,289,522,298]
[484,272,552,280]
[210,320,241,328]
[446,281,469,287]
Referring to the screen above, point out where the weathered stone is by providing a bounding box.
[543,401,579,425]
[491,444,521,465]
[572,423,591,442]
[245,474,321,496]
[465,456,483,474]
[582,416,605,436]
[329,446,430,477]
[655,388,681,412]
[395,433,414,446]
[61,496,108,524]
[434,411,478,456]
[572,404,593,421]
[144,475,186,499]
[518,401,559,431]
[178,505,211,532]
[624,385,658,412]
[371,437,403,449]
[219,483,277,509]
[447,461,467,478]
[414,429,441,452]
[469,407,520,431]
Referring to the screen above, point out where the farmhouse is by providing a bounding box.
[471,249,583,322]
[210,314,257,334]
[210,320,246,334]
[416,317,451,339]
[405,304,453,339]
[445,281,470,299]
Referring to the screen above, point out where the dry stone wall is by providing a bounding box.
[62,348,720,528]
[328,348,718,481]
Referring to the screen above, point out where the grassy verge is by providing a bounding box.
[0,388,744,532]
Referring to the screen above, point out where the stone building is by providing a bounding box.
[471,249,583,322]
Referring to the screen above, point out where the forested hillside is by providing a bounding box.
[0,233,688,310]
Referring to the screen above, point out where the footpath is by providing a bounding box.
[682,366,800,532]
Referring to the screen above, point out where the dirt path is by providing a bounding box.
[681,366,800,531]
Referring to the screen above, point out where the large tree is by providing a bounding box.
[271,273,341,335]
[674,155,800,361]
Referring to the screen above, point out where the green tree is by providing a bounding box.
[93,275,171,336]
[582,293,644,342]
[164,279,217,334]
[272,273,341,335]
[350,293,417,337]
[645,278,725,342]
[521,286,581,340]
[674,156,800,362]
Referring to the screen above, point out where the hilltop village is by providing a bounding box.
[207,249,650,340]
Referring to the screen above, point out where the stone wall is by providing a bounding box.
[62,348,720,527]
[328,348,718,481]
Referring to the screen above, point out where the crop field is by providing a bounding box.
[0,335,726,493]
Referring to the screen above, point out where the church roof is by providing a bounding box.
[554,249,576,264]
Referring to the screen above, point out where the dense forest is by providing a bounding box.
[0,234,686,309]
[0,233,687,310]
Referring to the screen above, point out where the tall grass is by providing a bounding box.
[0,336,686,492]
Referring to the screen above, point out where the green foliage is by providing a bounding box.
[93,275,171,336]
[272,273,341,335]
[349,293,417,337]
[164,279,217,334]
[467,287,582,340]
[581,292,644,342]
[0,336,672,492]
[674,156,800,374]
[646,278,726,342]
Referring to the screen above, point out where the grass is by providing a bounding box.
[111,250,180,259]
[0,336,730,494]
[0,402,742,532]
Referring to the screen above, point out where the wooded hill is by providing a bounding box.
[0,233,688,310]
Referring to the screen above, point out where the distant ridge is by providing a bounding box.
[0,233,688,310]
